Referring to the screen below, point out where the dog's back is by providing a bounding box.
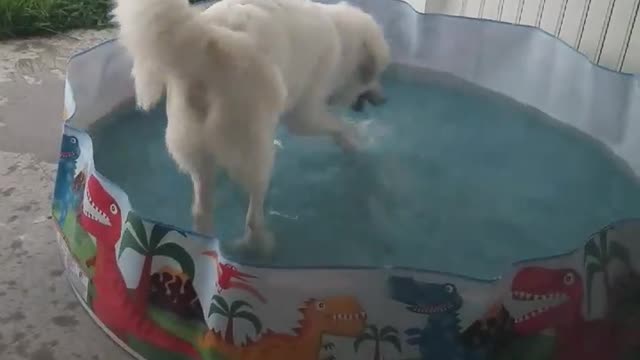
[114,0,342,115]
[200,0,342,111]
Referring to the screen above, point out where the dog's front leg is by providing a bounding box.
[286,101,360,152]
[331,123,359,153]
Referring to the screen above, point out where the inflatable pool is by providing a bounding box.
[53,0,640,359]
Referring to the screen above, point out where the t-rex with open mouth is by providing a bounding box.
[80,175,199,358]
[388,276,486,360]
[508,266,623,360]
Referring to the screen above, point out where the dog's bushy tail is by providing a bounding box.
[112,0,209,73]
[113,0,239,110]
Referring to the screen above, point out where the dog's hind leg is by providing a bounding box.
[230,129,276,257]
[190,166,215,236]
[131,61,164,111]
[165,100,215,236]
[240,179,275,256]
[174,146,214,236]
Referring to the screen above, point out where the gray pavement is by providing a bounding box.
[0,30,130,359]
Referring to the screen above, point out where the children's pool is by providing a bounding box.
[90,68,640,278]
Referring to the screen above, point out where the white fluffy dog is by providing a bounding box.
[113,0,390,255]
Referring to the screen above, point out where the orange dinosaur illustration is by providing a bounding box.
[202,250,266,303]
[198,296,367,360]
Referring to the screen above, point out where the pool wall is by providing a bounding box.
[403,0,640,74]
[54,0,640,359]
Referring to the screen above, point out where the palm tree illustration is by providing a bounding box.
[354,325,402,360]
[209,295,262,344]
[584,225,632,314]
[320,341,337,360]
[118,212,195,310]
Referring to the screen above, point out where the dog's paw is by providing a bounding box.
[355,119,387,149]
[334,124,361,153]
[232,227,275,259]
[193,210,214,237]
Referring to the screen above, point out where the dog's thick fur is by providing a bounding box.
[113,0,390,254]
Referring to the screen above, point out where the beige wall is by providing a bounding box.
[401,0,640,73]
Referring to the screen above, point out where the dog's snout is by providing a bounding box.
[352,94,367,112]
[351,89,387,112]
[366,89,386,106]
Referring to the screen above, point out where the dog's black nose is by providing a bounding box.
[352,95,367,112]
[367,92,386,106]
[352,90,387,112]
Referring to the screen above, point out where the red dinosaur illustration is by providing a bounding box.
[202,250,266,303]
[79,175,199,358]
[509,266,629,360]
[73,171,86,192]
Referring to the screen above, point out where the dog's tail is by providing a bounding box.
[112,0,245,110]
[113,0,286,114]
[112,0,211,72]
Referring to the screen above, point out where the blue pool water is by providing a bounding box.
[90,69,640,278]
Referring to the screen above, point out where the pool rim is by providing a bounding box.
[58,0,640,283]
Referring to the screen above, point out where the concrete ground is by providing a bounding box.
[0,30,131,359]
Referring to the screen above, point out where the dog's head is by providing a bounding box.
[327,3,390,112]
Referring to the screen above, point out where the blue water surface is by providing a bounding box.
[90,69,640,278]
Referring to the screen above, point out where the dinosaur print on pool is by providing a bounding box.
[79,175,199,359]
[508,266,634,360]
[202,250,266,303]
[150,266,205,322]
[199,296,366,360]
[53,134,82,226]
[387,276,485,360]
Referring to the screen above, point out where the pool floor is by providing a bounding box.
[89,71,640,278]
